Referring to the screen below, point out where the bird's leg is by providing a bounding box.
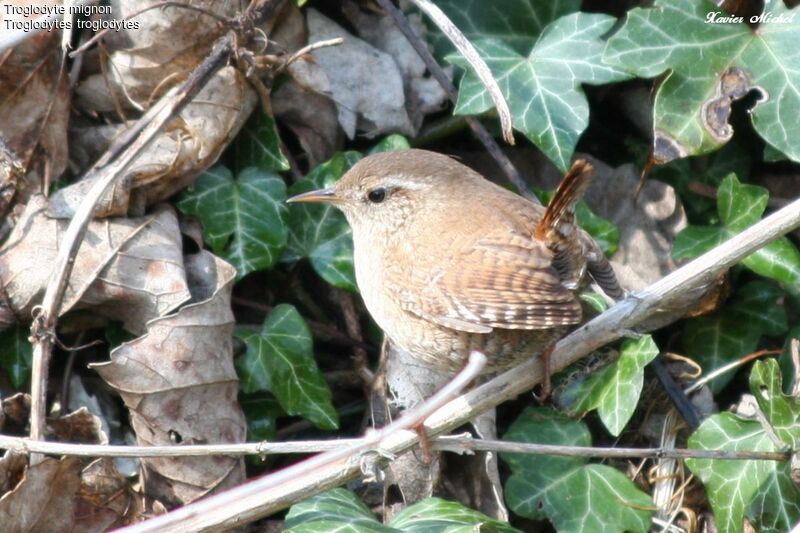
[411,421,434,464]
[532,344,555,401]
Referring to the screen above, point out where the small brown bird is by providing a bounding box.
[288,149,621,388]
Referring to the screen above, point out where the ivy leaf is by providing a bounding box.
[672,226,727,260]
[0,327,32,388]
[562,336,659,436]
[284,488,394,533]
[368,134,410,154]
[389,498,521,532]
[681,281,788,392]
[285,489,519,532]
[240,392,284,442]
[502,407,653,532]
[687,408,800,532]
[750,359,800,448]
[178,166,288,279]
[234,112,290,172]
[604,0,800,164]
[431,0,581,56]
[673,174,800,288]
[236,304,338,430]
[450,13,632,171]
[284,152,362,292]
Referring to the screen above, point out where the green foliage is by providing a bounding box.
[234,112,290,173]
[236,304,338,430]
[178,166,289,279]
[687,360,800,533]
[284,152,362,292]
[450,12,631,171]
[681,281,788,392]
[502,407,653,532]
[432,0,580,56]
[604,0,800,163]
[0,327,32,388]
[561,335,659,436]
[673,174,800,289]
[284,488,520,532]
[240,393,283,442]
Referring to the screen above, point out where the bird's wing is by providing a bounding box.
[390,232,582,333]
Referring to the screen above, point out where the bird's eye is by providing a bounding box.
[367,188,387,203]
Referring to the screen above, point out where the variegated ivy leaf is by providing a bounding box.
[687,361,800,533]
[561,335,659,436]
[450,13,632,171]
[604,0,800,164]
[236,305,338,430]
[502,407,653,532]
[178,166,288,280]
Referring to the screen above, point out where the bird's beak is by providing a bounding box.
[286,187,339,204]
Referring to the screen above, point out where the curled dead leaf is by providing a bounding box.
[91,252,246,506]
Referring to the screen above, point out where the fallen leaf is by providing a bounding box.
[91,252,246,506]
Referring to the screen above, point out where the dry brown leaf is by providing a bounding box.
[0,451,27,495]
[0,456,82,533]
[0,196,190,334]
[342,0,448,131]
[0,393,30,434]
[304,8,414,139]
[73,458,163,532]
[91,252,246,506]
[0,0,70,217]
[47,406,108,445]
[52,65,258,218]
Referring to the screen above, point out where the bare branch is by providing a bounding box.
[404,0,515,146]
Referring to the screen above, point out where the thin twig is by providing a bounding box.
[404,0,514,145]
[123,196,800,532]
[28,33,236,464]
[684,349,781,394]
[791,338,800,397]
[0,433,788,462]
[120,351,487,533]
[374,0,534,202]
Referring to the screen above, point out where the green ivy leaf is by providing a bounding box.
[236,304,338,430]
[178,166,288,279]
[240,392,284,442]
[368,134,411,154]
[285,489,519,532]
[502,407,653,532]
[389,498,521,532]
[563,336,659,436]
[672,226,727,260]
[234,112,290,172]
[285,488,394,533]
[687,411,800,533]
[0,327,32,388]
[673,174,800,289]
[681,281,788,392]
[450,13,632,171]
[579,291,609,314]
[431,0,580,56]
[604,0,800,163]
[284,152,362,292]
[750,359,800,448]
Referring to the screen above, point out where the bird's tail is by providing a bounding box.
[535,159,593,242]
[534,160,594,291]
